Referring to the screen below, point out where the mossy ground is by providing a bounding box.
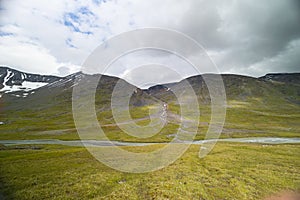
[0,101,299,141]
[0,143,299,199]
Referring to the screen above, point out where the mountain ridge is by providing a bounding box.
[0,66,63,96]
[0,66,299,142]
[1,66,299,98]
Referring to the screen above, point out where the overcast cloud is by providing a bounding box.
[0,0,299,85]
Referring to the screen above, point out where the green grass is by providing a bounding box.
[1,77,300,142]
[0,143,299,199]
[0,76,299,199]
[1,100,299,141]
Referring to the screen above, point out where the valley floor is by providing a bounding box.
[0,143,299,200]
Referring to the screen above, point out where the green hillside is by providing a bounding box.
[0,72,299,141]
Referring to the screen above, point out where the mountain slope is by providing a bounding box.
[145,73,300,107]
[259,73,300,85]
[0,67,162,140]
[0,67,299,141]
[0,66,62,97]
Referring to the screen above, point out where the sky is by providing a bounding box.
[0,0,299,87]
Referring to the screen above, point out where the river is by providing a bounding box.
[0,137,299,147]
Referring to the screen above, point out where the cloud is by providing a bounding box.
[0,0,299,84]
[57,64,81,76]
[174,0,300,76]
[108,49,198,87]
[247,38,300,75]
[0,31,60,74]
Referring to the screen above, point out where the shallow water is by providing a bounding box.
[0,137,299,147]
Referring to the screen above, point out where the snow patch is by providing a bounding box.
[0,80,48,93]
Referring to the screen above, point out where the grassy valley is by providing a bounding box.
[0,69,299,199]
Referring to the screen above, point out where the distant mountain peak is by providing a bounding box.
[0,66,62,97]
[1,66,299,104]
[259,73,300,85]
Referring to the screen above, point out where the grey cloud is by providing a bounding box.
[175,0,300,76]
[97,0,300,82]
[122,64,183,89]
[178,0,229,50]
[57,66,70,76]
[1,0,299,80]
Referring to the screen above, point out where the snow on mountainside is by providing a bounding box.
[1,66,299,105]
[259,73,300,85]
[0,66,62,97]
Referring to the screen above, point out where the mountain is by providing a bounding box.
[0,67,160,131]
[144,73,300,106]
[0,67,167,107]
[0,66,62,97]
[259,73,300,85]
[0,66,154,107]
[0,66,299,142]
[1,66,299,105]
